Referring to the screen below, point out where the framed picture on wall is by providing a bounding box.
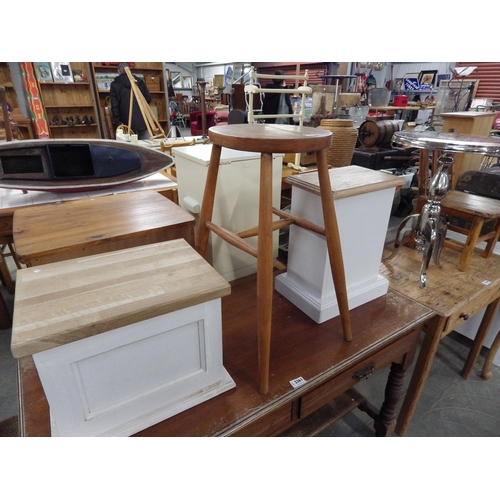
[34,62,53,82]
[51,62,73,83]
[437,74,451,87]
[418,70,437,87]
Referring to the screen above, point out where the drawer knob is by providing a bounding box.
[459,312,469,321]
[353,362,376,381]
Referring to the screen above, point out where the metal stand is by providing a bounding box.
[385,152,451,288]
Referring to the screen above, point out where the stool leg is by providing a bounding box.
[196,144,222,258]
[316,149,352,341]
[458,216,483,271]
[257,152,274,394]
[483,217,500,259]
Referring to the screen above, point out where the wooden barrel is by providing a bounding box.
[358,120,400,148]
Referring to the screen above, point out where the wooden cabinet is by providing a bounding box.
[36,62,100,139]
[440,111,496,188]
[90,62,168,139]
[0,62,34,139]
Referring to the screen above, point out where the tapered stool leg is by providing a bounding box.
[196,144,223,257]
[257,153,274,394]
[316,149,352,341]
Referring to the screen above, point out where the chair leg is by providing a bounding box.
[315,149,352,342]
[196,144,222,258]
[257,153,274,395]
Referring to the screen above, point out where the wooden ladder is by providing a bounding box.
[124,66,166,140]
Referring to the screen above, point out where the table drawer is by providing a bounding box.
[299,327,420,419]
[446,286,500,334]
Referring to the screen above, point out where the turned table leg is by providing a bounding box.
[375,361,407,437]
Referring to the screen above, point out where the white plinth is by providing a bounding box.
[174,144,283,281]
[11,239,235,436]
[35,299,234,437]
[275,166,403,324]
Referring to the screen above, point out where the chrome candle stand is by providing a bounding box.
[385,151,451,288]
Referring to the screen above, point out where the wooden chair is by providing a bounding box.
[195,123,352,394]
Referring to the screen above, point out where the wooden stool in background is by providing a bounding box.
[196,123,352,394]
[441,190,500,271]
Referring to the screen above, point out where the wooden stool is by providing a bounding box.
[196,123,352,394]
[441,190,500,271]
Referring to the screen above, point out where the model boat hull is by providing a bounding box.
[0,139,174,192]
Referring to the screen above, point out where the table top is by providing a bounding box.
[393,131,500,155]
[13,190,194,264]
[11,239,230,358]
[18,272,433,437]
[208,124,332,154]
[380,245,500,317]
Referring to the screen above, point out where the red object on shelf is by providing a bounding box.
[393,95,408,107]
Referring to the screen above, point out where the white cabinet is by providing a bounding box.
[174,144,283,281]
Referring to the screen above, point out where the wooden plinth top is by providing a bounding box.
[11,239,230,359]
[13,190,194,263]
[441,190,500,218]
[286,165,404,200]
[208,124,332,154]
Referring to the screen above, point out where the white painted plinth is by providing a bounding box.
[11,239,235,437]
[275,166,403,323]
[35,299,234,437]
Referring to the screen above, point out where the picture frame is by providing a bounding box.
[437,73,451,87]
[95,72,117,91]
[34,62,53,82]
[51,62,73,83]
[394,78,404,91]
[418,70,437,88]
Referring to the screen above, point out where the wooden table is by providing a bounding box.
[379,245,500,435]
[13,190,195,266]
[17,273,433,437]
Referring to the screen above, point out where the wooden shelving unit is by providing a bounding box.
[0,62,34,139]
[90,62,168,139]
[36,62,100,139]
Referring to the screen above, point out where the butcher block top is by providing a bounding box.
[285,165,404,199]
[11,239,230,358]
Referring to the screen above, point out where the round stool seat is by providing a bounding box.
[208,123,332,154]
